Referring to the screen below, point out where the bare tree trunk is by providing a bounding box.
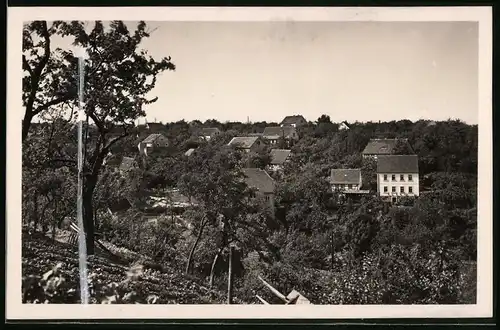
[33,193,39,232]
[209,245,225,289]
[185,219,207,275]
[52,204,57,242]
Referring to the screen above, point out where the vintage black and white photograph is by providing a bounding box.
[7,6,492,320]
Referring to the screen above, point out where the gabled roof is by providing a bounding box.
[119,156,136,171]
[200,127,221,136]
[142,133,166,144]
[329,168,362,184]
[362,138,401,155]
[185,148,196,156]
[262,126,297,139]
[280,115,307,126]
[339,121,350,128]
[242,168,275,194]
[227,136,259,149]
[270,149,292,165]
[377,155,419,173]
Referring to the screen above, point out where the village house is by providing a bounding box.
[199,127,221,141]
[376,154,420,203]
[329,168,363,192]
[262,126,299,146]
[338,121,351,131]
[362,138,414,160]
[268,149,292,171]
[138,133,169,157]
[242,168,276,211]
[227,136,262,153]
[280,115,308,127]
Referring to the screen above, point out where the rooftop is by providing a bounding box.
[280,115,307,125]
[270,149,292,165]
[227,136,259,149]
[242,168,275,194]
[329,168,362,184]
[142,133,166,144]
[262,126,297,138]
[377,155,419,173]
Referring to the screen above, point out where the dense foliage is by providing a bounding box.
[22,21,477,305]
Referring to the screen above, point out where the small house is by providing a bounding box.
[268,149,292,171]
[199,127,221,141]
[138,133,169,157]
[280,115,308,127]
[362,138,414,160]
[242,168,276,210]
[262,126,299,146]
[227,136,262,153]
[376,155,420,202]
[329,168,362,192]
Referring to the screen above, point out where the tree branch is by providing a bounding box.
[33,95,74,117]
[22,55,33,76]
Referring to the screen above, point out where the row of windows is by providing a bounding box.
[383,186,414,194]
[383,174,413,182]
[334,184,359,190]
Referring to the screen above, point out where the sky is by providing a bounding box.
[54,21,479,124]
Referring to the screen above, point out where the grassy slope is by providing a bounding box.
[22,231,247,304]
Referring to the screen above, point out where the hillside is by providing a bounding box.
[22,230,246,304]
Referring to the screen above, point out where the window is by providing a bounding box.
[409,186,413,194]
[400,174,405,181]
[408,174,413,181]
[383,186,388,193]
[383,174,388,181]
[400,186,405,193]
[392,174,396,181]
[392,186,396,193]
[348,184,353,189]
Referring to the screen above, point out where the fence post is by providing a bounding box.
[227,246,234,304]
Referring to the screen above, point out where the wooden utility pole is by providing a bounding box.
[227,246,234,304]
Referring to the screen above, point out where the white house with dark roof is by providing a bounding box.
[329,168,362,192]
[280,115,308,127]
[362,138,414,160]
[242,168,276,210]
[227,136,262,153]
[377,155,419,202]
[268,149,292,171]
[138,133,168,157]
[199,127,221,141]
[262,126,299,146]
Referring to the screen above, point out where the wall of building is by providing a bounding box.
[332,183,361,191]
[377,173,419,196]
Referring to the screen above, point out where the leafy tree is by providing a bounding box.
[49,20,175,254]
